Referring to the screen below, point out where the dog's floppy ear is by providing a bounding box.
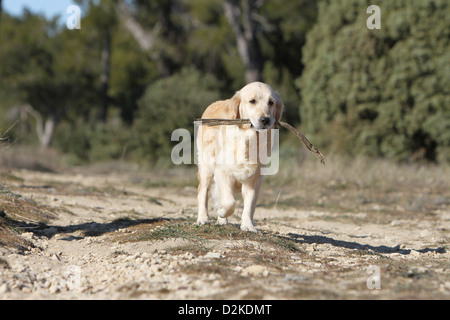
[230,91,241,119]
[275,99,284,121]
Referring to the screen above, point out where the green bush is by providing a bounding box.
[297,0,450,162]
[53,69,221,166]
[131,68,222,166]
[53,119,132,164]
[53,120,90,162]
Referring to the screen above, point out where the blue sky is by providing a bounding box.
[3,0,78,19]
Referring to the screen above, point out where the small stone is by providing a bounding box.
[48,280,63,294]
[141,252,152,259]
[390,220,402,227]
[208,273,218,281]
[241,265,269,277]
[150,265,162,273]
[184,252,195,260]
[0,283,11,294]
[204,252,222,259]
[283,275,309,282]
[22,232,35,240]
[52,253,62,261]
[419,229,432,238]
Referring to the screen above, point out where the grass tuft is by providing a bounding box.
[115,218,301,252]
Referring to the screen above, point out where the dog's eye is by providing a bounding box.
[249,99,256,104]
[268,100,274,106]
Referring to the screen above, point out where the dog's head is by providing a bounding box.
[231,82,284,131]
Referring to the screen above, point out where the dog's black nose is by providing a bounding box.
[260,117,270,126]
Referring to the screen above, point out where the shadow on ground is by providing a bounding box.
[6,215,447,256]
[10,217,169,241]
[286,232,446,255]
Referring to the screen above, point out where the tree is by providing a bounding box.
[74,0,119,122]
[75,0,154,124]
[94,1,117,121]
[223,0,264,83]
[297,0,450,162]
[0,8,110,147]
[0,0,319,162]
[259,0,317,124]
[115,0,191,77]
[116,0,155,52]
[0,11,63,147]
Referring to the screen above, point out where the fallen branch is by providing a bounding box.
[194,118,325,165]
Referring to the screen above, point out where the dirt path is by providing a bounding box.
[0,169,449,299]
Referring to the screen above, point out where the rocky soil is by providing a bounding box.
[0,168,449,299]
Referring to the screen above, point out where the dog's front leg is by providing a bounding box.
[240,176,262,232]
[196,165,212,225]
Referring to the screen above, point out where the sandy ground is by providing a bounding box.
[0,168,449,299]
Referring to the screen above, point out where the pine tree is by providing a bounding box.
[297,0,450,162]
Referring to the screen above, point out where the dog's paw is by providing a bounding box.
[217,217,228,225]
[240,224,258,233]
[195,218,210,226]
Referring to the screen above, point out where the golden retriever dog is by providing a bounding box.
[196,82,284,232]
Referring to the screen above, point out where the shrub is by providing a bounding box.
[297,0,450,162]
[132,68,222,166]
[53,119,132,164]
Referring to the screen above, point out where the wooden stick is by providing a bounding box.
[275,120,325,165]
[194,118,325,165]
[194,119,251,126]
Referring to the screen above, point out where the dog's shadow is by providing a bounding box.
[12,217,169,242]
[284,232,446,255]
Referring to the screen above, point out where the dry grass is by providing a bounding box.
[0,145,63,172]
[0,181,55,249]
[110,218,300,253]
[263,152,450,217]
[271,152,449,191]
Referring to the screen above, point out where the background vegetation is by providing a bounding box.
[0,0,448,168]
[298,0,450,163]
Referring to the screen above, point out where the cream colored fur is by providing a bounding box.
[196,82,284,232]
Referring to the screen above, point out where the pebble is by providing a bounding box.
[22,232,35,240]
[184,252,195,260]
[0,283,11,294]
[283,275,309,282]
[419,229,433,238]
[241,265,270,277]
[204,252,223,259]
[390,220,402,227]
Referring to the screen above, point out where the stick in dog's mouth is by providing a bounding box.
[194,118,325,165]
